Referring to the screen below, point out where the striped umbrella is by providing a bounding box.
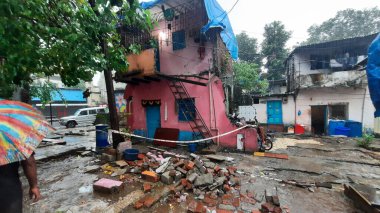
[0,99,55,166]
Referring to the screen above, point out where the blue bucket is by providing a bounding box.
[96,124,109,149]
[188,143,197,153]
[123,149,139,161]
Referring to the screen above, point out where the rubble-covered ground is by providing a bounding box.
[21,132,380,213]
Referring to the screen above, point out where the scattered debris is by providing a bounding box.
[39,138,66,147]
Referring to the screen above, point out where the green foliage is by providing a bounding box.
[236,32,260,65]
[357,134,375,149]
[233,61,268,94]
[0,0,153,99]
[30,81,65,108]
[304,7,380,45]
[261,21,291,80]
[128,43,142,55]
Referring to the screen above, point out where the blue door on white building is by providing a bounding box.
[267,100,283,124]
[146,106,161,139]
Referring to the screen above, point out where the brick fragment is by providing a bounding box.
[203,196,217,207]
[214,165,221,172]
[134,201,144,209]
[141,171,159,182]
[143,196,155,208]
[137,153,145,160]
[223,184,231,192]
[181,178,188,186]
[186,161,195,170]
[173,160,185,168]
[143,183,152,193]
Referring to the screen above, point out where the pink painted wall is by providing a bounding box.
[151,19,213,75]
[124,77,258,151]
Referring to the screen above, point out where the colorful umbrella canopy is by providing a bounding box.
[0,99,55,166]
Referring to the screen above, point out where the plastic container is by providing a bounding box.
[294,124,305,134]
[188,143,197,153]
[345,120,363,137]
[123,149,139,161]
[335,127,350,136]
[96,124,109,149]
[328,120,346,135]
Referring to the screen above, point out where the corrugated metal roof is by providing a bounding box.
[32,89,86,102]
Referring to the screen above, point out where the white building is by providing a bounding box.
[240,34,378,135]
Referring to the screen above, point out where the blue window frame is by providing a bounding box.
[172,30,186,51]
[177,98,195,121]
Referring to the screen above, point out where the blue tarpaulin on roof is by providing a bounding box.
[141,0,238,60]
[367,33,380,117]
[32,89,86,102]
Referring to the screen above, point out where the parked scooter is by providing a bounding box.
[252,109,274,151]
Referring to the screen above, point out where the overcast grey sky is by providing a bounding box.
[94,0,379,85]
[217,0,379,48]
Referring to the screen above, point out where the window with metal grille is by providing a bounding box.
[172,30,186,51]
[177,98,195,121]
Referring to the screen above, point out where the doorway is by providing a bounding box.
[311,105,327,135]
[146,105,161,139]
[267,100,283,124]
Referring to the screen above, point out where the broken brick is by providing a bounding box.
[223,184,231,192]
[143,196,155,208]
[273,206,283,213]
[136,160,144,167]
[134,201,144,209]
[232,198,240,207]
[137,153,145,160]
[203,196,218,207]
[126,161,136,166]
[216,210,234,213]
[251,210,261,213]
[143,183,152,193]
[185,181,193,190]
[173,160,185,168]
[188,200,198,213]
[227,166,237,174]
[186,161,195,170]
[214,165,221,172]
[181,178,188,186]
[177,167,188,175]
[142,171,159,182]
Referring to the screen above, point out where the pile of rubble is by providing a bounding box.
[91,147,290,212]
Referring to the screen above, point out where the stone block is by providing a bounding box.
[194,173,214,187]
[187,173,198,183]
[161,171,174,184]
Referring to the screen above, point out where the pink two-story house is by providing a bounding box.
[115,0,258,151]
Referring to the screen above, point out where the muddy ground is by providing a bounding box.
[21,133,380,213]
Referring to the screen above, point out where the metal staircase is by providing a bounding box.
[168,81,214,143]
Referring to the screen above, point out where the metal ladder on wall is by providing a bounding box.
[168,81,214,144]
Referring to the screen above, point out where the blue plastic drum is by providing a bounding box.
[96,124,109,149]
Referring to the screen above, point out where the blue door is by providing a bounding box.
[267,100,283,124]
[146,106,161,139]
